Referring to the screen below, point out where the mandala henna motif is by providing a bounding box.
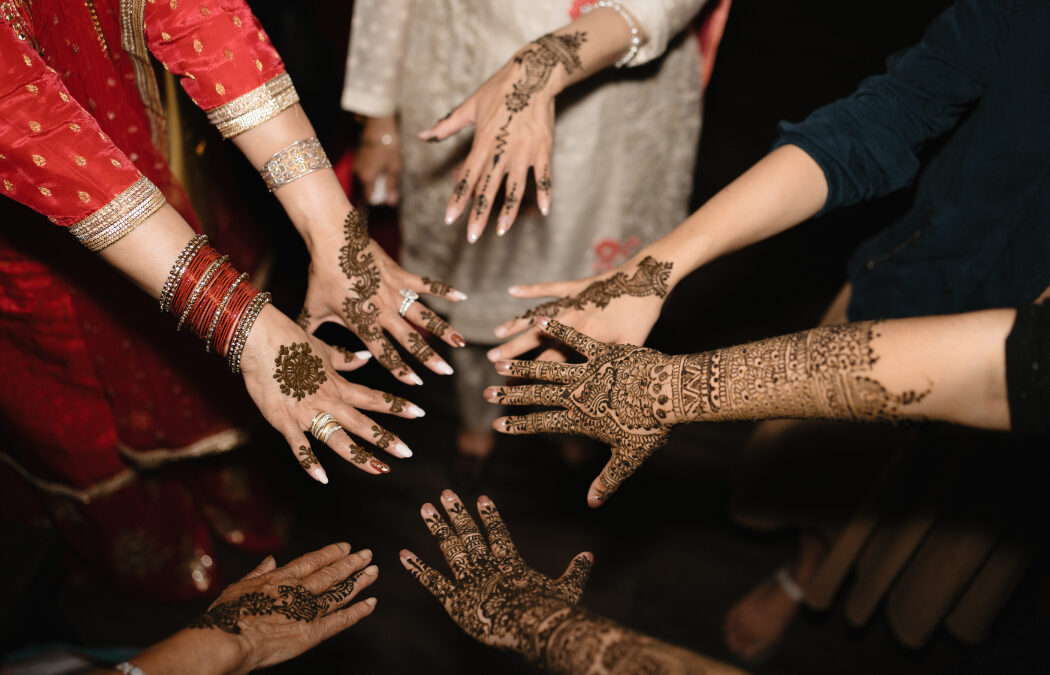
[518,256,673,320]
[272,342,327,400]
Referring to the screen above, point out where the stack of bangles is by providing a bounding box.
[160,234,271,373]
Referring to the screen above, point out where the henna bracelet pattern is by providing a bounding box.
[259,137,332,192]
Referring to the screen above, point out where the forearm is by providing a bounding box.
[539,5,648,95]
[98,204,197,298]
[95,629,246,675]
[632,144,828,291]
[231,105,350,251]
[542,607,744,675]
[674,310,1012,430]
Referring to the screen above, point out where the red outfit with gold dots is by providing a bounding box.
[0,0,295,600]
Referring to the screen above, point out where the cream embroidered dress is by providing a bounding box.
[344,0,705,428]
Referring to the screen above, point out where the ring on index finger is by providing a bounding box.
[398,288,419,317]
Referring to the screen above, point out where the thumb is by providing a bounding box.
[508,278,580,300]
[418,100,475,142]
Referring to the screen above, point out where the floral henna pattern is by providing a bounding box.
[407,333,436,363]
[537,165,551,198]
[454,170,471,202]
[518,256,673,321]
[421,277,453,296]
[347,442,373,466]
[383,392,407,413]
[506,33,586,113]
[295,306,311,330]
[504,182,519,214]
[273,343,327,401]
[297,445,319,470]
[188,577,361,635]
[419,309,450,338]
[370,424,395,450]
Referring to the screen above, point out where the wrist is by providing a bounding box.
[134,628,249,675]
[239,304,288,376]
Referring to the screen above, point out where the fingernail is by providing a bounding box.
[495,361,510,375]
[538,318,551,328]
[478,495,493,506]
[467,231,479,244]
[483,387,497,401]
[497,217,509,236]
[408,404,426,418]
[444,211,455,225]
[541,204,550,216]
[441,489,455,501]
[493,326,507,338]
[355,350,372,361]
[365,596,378,608]
[395,442,413,458]
[370,457,391,473]
[311,467,329,485]
[449,290,468,301]
[363,564,379,576]
[422,503,437,516]
[359,548,373,561]
[435,362,454,375]
[408,373,424,386]
[486,348,500,361]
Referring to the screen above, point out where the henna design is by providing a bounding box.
[494,117,512,167]
[297,445,318,470]
[188,577,360,635]
[383,392,407,414]
[376,340,409,376]
[407,333,436,363]
[332,345,358,365]
[347,442,373,465]
[419,308,450,338]
[422,277,453,296]
[504,182,520,214]
[506,33,586,113]
[370,424,395,450]
[537,165,551,197]
[473,173,492,219]
[188,591,273,633]
[295,306,311,330]
[454,170,471,202]
[519,256,673,321]
[339,210,383,342]
[272,342,327,401]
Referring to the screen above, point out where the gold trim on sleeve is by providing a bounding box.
[206,72,299,139]
[69,176,166,251]
[119,0,168,158]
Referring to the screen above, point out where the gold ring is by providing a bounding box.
[310,411,336,439]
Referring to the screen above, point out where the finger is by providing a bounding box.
[315,597,378,642]
[419,100,474,142]
[302,547,372,594]
[385,319,454,376]
[466,168,504,243]
[587,446,652,508]
[534,346,570,364]
[507,278,580,300]
[541,319,609,359]
[533,161,552,217]
[555,552,594,603]
[239,555,277,582]
[333,403,411,459]
[324,427,390,475]
[440,489,489,563]
[420,502,470,579]
[400,549,454,601]
[336,380,426,420]
[330,345,373,373]
[484,383,566,407]
[366,333,423,386]
[494,359,585,384]
[295,304,321,335]
[496,162,528,237]
[409,304,467,349]
[416,275,469,303]
[280,542,352,579]
[495,410,572,436]
[315,564,378,617]
[279,422,328,485]
[385,164,401,206]
[486,329,544,362]
[445,161,481,226]
[476,495,518,560]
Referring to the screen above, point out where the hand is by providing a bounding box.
[418,33,590,242]
[399,490,593,659]
[355,116,402,206]
[486,320,686,507]
[298,209,469,386]
[186,543,378,674]
[241,305,424,482]
[489,255,674,364]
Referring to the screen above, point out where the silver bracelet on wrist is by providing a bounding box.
[581,1,642,68]
[115,662,147,675]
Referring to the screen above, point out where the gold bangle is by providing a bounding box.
[177,255,228,332]
[160,234,208,313]
[259,137,331,192]
[206,73,299,139]
[69,176,165,252]
[227,292,272,374]
[205,272,249,353]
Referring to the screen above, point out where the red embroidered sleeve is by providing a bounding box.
[144,0,298,138]
[1,22,163,250]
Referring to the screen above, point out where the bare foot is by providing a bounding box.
[723,570,801,660]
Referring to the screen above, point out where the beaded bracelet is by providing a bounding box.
[581,1,642,68]
[206,272,249,353]
[227,292,272,374]
[160,234,208,313]
[177,255,228,332]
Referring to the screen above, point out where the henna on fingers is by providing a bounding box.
[519,256,672,320]
[383,392,406,414]
[422,277,454,296]
[297,445,319,470]
[407,332,437,363]
[419,308,450,338]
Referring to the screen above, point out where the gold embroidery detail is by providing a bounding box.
[120,0,167,158]
[161,31,170,40]
[3,179,13,191]
[254,59,262,71]
[74,154,87,166]
[205,73,298,139]
[78,191,91,202]
[69,122,81,132]
[256,30,264,41]
[38,186,51,196]
[23,53,32,66]
[193,38,202,53]
[223,47,233,60]
[214,81,225,96]
[25,84,38,94]
[200,6,209,16]
[59,92,69,102]
[28,120,41,132]
[69,176,166,251]
[232,15,241,27]
[31,154,45,167]
[85,0,112,58]
[169,0,177,8]
[110,158,122,167]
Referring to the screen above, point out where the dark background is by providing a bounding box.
[10,1,1048,674]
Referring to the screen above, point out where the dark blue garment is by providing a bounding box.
[773,0,1050,321]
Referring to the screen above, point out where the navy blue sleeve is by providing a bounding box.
[773,0,1015,214]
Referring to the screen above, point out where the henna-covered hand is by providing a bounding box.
[298,209,468,386]
[239,306,425,483]
[187,543,378,672]
[490,255,673,364]
[400,490,593,659]
[487,320,683,507]
[418,32,588,242]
